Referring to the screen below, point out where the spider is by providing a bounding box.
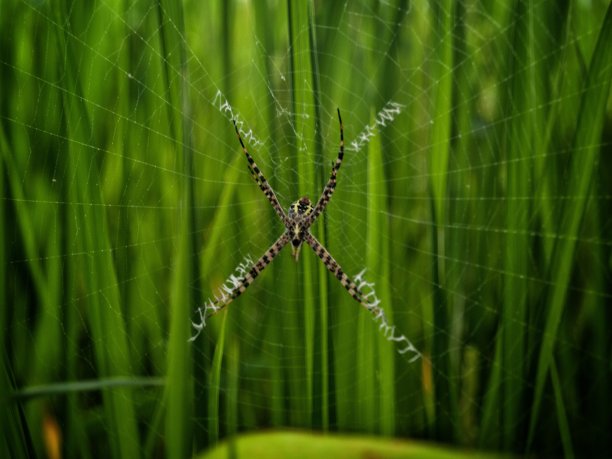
[201,109,381,321]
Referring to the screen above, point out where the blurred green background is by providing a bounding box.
[1,0,611,457]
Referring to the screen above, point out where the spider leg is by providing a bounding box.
[233,120,289,226]
[307,108,344,226]
[304,232,377,313]
[202,232,290,320]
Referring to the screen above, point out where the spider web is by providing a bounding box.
[2,0,611,457]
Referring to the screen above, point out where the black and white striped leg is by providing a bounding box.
[194,232,290,329]
[308,108,345,226]
[303,233,420,361]
[233,120,289,226]
[304,232,373,310]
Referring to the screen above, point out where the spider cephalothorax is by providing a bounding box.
[288,196,313,218]
[201,109,372,319]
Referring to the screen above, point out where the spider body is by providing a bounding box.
[204,109,370,318]
[288,196,313,260]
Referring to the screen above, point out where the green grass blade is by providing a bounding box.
[287,0,319,427]
[550,359,574,459]
[155,0,196,456]
[0,355,32,457]
[166,211,195,458]
[478,334,503,448]
[9,377,162,400]
[500,0,539,449]
[208,313,228,444]
[0,129,5,363]
[354,112,378,432]
[366,112,395,436]
[429,0,455,441]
